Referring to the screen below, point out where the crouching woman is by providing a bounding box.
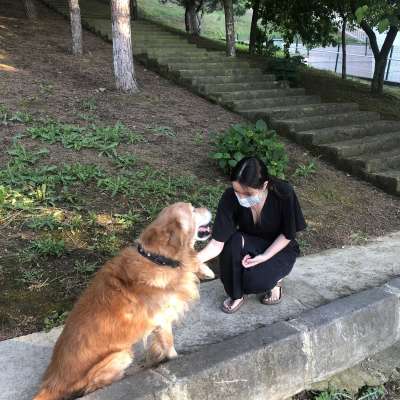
[197,156,306,313]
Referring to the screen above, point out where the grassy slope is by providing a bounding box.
[137,0,362,46]
[137,0,251,41]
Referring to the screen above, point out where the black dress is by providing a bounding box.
[212,181,306,300]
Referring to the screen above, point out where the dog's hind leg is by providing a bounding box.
[81,350,133,395]
[147,323,177,365]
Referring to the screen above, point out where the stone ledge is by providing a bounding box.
[84,282,400,400]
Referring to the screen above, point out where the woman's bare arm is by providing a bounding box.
[197,239,225,263]
[242,234,290,268]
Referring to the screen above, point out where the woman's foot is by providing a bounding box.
[261,280,283,305]
[221,296,245,314]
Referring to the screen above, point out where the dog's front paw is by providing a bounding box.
[198,263,215,280]
[167,347,178,360]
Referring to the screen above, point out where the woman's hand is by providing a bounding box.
[242,254,269,268]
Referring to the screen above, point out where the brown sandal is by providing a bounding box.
[261,281,283,305]
[221,296,245,314]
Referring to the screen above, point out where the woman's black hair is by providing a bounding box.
[230,156,287,197]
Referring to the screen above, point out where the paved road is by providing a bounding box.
[289,43,400,84]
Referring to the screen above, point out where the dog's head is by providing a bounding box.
[139,202,212,255]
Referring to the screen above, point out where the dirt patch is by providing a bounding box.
[0,1,400,339]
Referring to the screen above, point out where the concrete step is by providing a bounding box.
[216,88,305,103]
[318,131,400,160]
[144,48,210,57]
[196,81,284,93]
[240,102,358,120]
[342,147,400,174]
[367,169,400,195]
[272,111,380,135]
[294,120,400,146]
[240,101,359,120]
[133,37,190,45]
[177,67,263,79]
[191,73,274,85]
[156,53,228,64]
[166,60,251,70]
[134,43,196,51]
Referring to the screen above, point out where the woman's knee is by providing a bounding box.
[220,232,244,264]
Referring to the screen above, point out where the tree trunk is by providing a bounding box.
[68,0,83,55]
[185,5,190,32]
[249,0,260,55]
[222,0,235,57]
[130,0,138,20]
[185,0,202,36]
[359,21,398,94]
[371,56,388,94]
[23,0,38,18]
[341,15,347,79]
[110,0,139,93]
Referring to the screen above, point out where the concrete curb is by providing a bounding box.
[84,278,400,400]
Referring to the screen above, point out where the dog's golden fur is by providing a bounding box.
[33,203,213,400]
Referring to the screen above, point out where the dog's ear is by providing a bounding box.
[166,220,185,250]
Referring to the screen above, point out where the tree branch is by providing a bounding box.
[359,20,379,58]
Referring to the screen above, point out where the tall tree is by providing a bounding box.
[256,0,337,52]
[222,0,236,56]
[130,0,138,20]
[68,0,83,55]
[185,0,204,35]
[110,0,139,93]
[249,0,261,54]
[354,1,399,94]
[23,0,38,19]
[341,14,347,79]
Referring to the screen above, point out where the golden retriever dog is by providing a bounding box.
[33,202,214,400]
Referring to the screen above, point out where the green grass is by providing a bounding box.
[138,0,252,41]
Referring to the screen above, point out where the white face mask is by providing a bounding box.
[235,192,261,208]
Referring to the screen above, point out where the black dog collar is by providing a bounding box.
[137,243,181,268]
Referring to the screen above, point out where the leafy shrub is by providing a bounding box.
[44,310,69,332]
[265,55,305,85]
[210,120,288,178]
[293,161,317,178]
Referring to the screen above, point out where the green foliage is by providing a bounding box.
[256,0,338,50]
[210,120,288,178]
[265,55,304,84]
[79,97,97,112]
[27,121,143,155]
[112,153,137,169]
[74,260,100,276]
[357,385,385,400]
[18,266,45,286]
[307,385,385,400]
[146,125,176,137]
[114,211,141,229]
[90,232,121,256]
[26,214,61,231]
[97,175,132,197]
[7,143,49,165]
[355,2,400,31]
[0,185,35,211]
[44,310,69,332]
[0,105,33,125]
[293,161,317,178]
[29,236,65,257]
[0,144,108,205]
[313,388,352,400]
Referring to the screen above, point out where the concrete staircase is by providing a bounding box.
[41,0,400,196]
